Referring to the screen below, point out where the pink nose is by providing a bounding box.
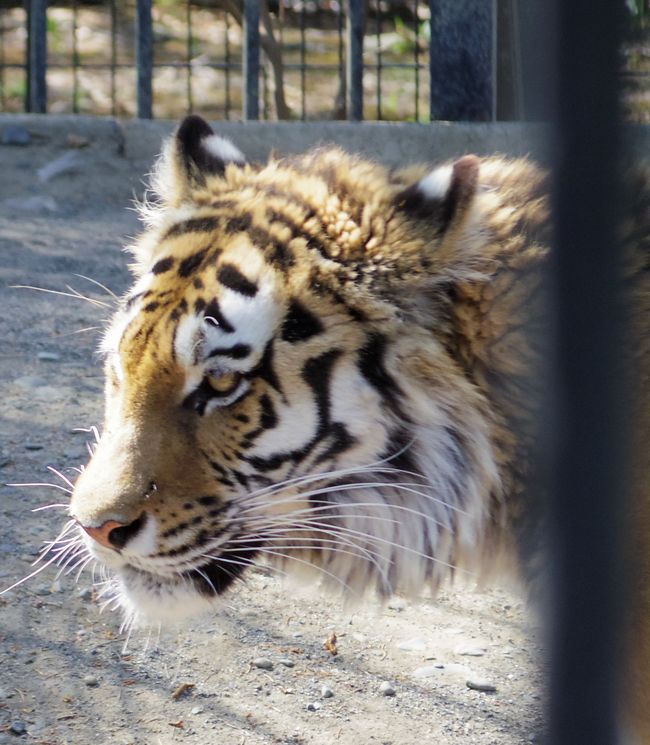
[79,520,126,549]
[78,513,146,551]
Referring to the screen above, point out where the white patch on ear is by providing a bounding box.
[417,164,453,199]
[202,134,245,165]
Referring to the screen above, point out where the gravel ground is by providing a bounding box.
[0,122,545,745]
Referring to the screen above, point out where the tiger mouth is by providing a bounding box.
[118,543,261,599]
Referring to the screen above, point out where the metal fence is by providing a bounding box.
[0,0,502,122]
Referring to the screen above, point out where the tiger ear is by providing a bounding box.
[395,155,480,235]
[154,114,246,207]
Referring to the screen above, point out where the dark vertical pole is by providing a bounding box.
[346,0,364,121]
[136,0,153,119]
[224,10,231,119]
[186,0,193,113]
[27,0,47,113]
[549,0,624,743]
[72,0,79,113]
[110,0,117,116]
[243,0,259,121]
[428,0,494,121]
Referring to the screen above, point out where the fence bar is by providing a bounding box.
[136,0,153,119]
[243,0,260,120]
[27,0,47,113]
[548,0,624,742]
[428,0,494,121]
[346,0,364,121]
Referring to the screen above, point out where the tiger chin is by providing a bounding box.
[66,115,650,737]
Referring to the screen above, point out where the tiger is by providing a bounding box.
[65,114,650,740]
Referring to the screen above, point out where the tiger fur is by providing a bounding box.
[67,115,650,740]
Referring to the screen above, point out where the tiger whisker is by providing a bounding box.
[47,465,76,490]
[7,481,72,494]
[72,273,120,302]
[9,284,112,309]
[31,503,69,512]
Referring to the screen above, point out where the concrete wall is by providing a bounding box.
[2,114,649,170]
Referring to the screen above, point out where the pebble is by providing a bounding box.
[14,375,47,389]
[387,597,406,611]
[37,351,60,362]
[412,665,443,678]
[277,658,295,668]
[306,701,321,711]
[397,638,426,652]
[66,133,89,148]
[1,125,30,145]
[2,196,58,213]
[9,721,27,736]
[252,657,273,671]
[190,706,204,715]
[83,675,99,687]
[37,150,84,183]
[466,678,497,693]
[24,443,44,451]
[78,587,93,600]
[321,685,334,698]
[379,681,396,697]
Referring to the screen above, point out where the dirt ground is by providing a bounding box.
[0,120,544,745]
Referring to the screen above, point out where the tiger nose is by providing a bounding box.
[78,513,146,551]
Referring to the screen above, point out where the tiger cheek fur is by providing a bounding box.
[68,113,553,630]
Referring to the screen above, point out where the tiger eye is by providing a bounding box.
[206,371,240,395]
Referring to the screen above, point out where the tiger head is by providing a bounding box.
[69,115,506,624]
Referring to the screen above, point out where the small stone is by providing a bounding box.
[37,351,60,362]
[14,375,47,389]
[37,150,84,183]
[306,701,321,711]
[412,665,442,678]
[397,638,426,652]
[278,658,295,668]
[455,644,487,657]
[78,587,93,600]
[190,706,204,715]
[3,196,58,213]
[34,586,50,595]
[387,597,406,611]
[321,685,334,698]
[9,720,27,735]
[1,125,30,145]
[83,675,99,687]
[466,678,497,693]
[379,681,396,697]
[66,133,89,148]
[252,658,273,671]
[24,443,44,451]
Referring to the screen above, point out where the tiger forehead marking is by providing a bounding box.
[70,113,550,629]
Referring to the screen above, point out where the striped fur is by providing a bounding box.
[70,115,552,626]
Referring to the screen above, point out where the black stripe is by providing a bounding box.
[178,248,209,278]
[246,348,342,473]
[152,257,174,274]
[206,343,251,360]
[225,214,253,234]
[165,216,221,240]
[143,301,159,313]
[281,299,324,343]
[248,340,282,394]
[247,226,295,271]
[358,333,401,410]
[217,263,258,297]
[204,299,235,333]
